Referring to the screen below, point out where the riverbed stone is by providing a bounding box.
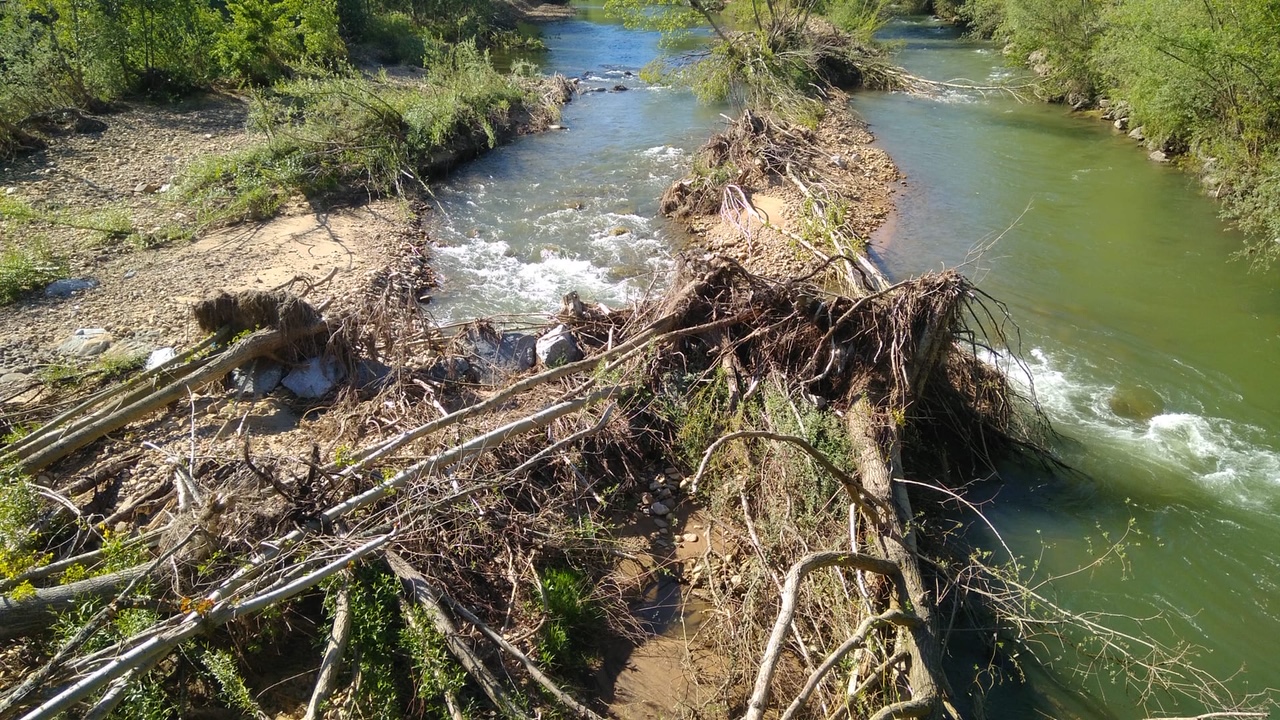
[282,356,345,398]
[462,328,536,382]
[1149,150,1170,163]
[1128,125,1146,141]
[58,328,112,357]
[144,347,176,371]
[1108,385,1165,422]
[650,501,671,516]
[45,277,99,297]
[232,359,285,397]
[536,324,583,367]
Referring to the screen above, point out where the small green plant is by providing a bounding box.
[200,647,266,718]
[536,566,603,673]
[345,564,408,718]
[0,239,68,305]
[401,607,466,713]
[0,477,50,581]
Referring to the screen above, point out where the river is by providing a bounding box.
[431,7,1279,718]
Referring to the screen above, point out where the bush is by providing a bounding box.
[0,239,69,305]
[184,43,529,223]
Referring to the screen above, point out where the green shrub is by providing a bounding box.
[183,44,528,223]
[360,11,425,65]
[0,239,68,305]
[0,477,49,580]
[536,566,603,673]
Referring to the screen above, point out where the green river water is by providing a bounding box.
[433,8,1280,717]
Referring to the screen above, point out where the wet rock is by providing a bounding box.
[463,327,536,382]
[426,356,472,383]
[1149,150,1170,163]
[144,347,176,370]
[535,324,583,368]
[1128,125,1146,142]
[232,359,285,397]
[45,277,100,297]
[1108,385,1165,421]
[58,328,113,357]
[1114,117,1128,131]
[612,84,629,91]
[282,356,345,398]
[651,501,670,516]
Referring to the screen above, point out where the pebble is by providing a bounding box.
[682,533,698,543]
[650,501,670,516]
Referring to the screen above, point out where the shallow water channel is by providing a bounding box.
[430,8,1280,718]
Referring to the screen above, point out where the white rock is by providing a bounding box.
[282,356,346,398]
[536,324,583,367]
[144,347,176,370]
[682,533,698,543]
[58,328,112,357]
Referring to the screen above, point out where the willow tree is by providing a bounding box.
[603,0,891,123]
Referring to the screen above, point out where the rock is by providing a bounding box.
[45,278,99,297]
[355,358,393,390]
[232,359,285,397]
[1098,98,1111,109]
[682,533,698,543]
[651,501,670,516]
[3,187,15,195]
[1108,385,1165,422]
[462,328,536,382]
[609,226,629,236]
[653,517,669,528]
[281,356,345,398]
[123,269,136,280]
[657,488,672,500]
[133,182,160,194]
[1114,118,1128,131]
[426,356,472,383]
[612,84,628,91]
[548,124,563,130]
[159,183,172,193]
[144,347,176,370]
[58,328,113,357]
[1128,125,1146,142]
[830,155,847,169]
[665,466,680,477]
[535,324,583,368]
[0,372,30,387]
[1149,150,1169,163]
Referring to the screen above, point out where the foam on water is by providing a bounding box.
[987,347,1280,501]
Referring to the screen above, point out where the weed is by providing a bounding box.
[536,566,602,673]
[346,563,408,718]
[0,477,50,581]
[0,196,135,244]
[0,238,68,305]
[401,607,466,713]
[200,647,267,718]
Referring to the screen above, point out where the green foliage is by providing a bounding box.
[0,238,68,305]
[215,0,346,84]
[401,607,467,712]
[607,0,889,125]
[360,11,427,65]
[183,46,527,223]
[200,647,266,718]
[0,477,50,581]
[760,388,852,523]
[0,195,136,243]
[536,566,603,673]
[657,368,734,472]
[347,564,408,718]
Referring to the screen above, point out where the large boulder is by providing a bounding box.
[536,324,583,368]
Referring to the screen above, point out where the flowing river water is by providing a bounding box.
[430,8,1280,717]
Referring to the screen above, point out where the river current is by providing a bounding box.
[429,7,1279,717]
